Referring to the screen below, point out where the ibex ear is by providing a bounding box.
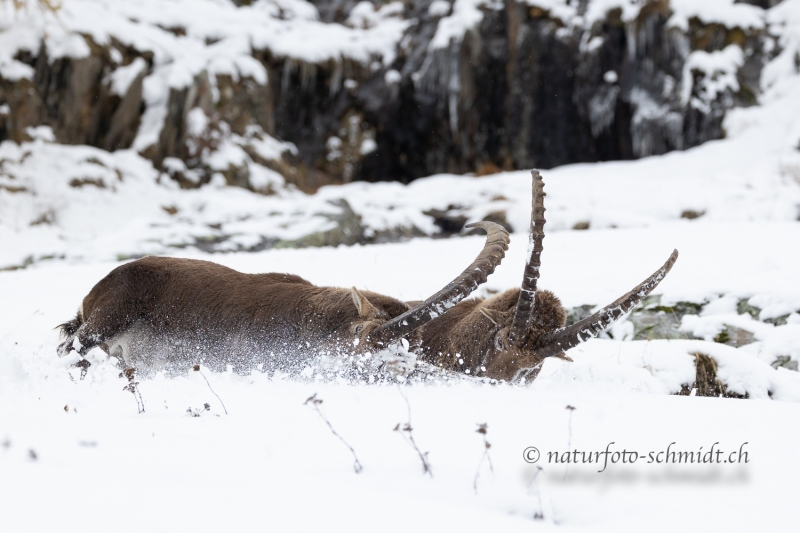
[351,287,379,319]
[479,307,508,326]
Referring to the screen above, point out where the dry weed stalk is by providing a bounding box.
[473,423,494,493]
[192,365,228,414]
[305,393,363,474]
[394,386,432,477]
[528,466,545,520]
[120,367,145,413]
[187,403,211,417]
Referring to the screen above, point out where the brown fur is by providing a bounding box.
[420,289,567,381]
[56,256,569,381]
[57,256,413,374]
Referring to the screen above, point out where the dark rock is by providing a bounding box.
[255,0,771,185]
[627,299,703,340]
[764,314,790,326]
[565,304,596,327]
[309,0,371,24]
[771,356,798,371]
[103,68,145,151]
[630,310,686,340]
[285,198,365,248]
[0,40,149,150]
[737,299,761,318]
[481,210,513,233]
[713,326,756,347]
[735,0,783,9]
[424,206,468,235]
[650,300,705,318]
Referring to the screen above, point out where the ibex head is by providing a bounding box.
[420,171,678,383]
[472,288,568,381]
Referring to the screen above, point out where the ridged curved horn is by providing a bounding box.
[508,170,546,347]
[534,249,679,358]
[370,221,510,344]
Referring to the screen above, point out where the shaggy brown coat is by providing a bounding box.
[58,256,412,373]
[419,289,566,381]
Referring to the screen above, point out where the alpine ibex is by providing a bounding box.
[57,171,677,382]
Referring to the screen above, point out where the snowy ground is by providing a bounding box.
[3,0,800,530]
[2,221,800,531]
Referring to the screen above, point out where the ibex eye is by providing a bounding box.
[354,324,364,335]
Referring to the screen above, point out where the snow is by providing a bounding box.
[108,57,148,96]
[430,0,488,50]
[680,44,745,109]
[384,68,401,84]
[347,1,405,30]
[670,0,765,30]
[428,0,452,18]
[524,0,765,30]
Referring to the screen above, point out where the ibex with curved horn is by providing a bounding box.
[419,170,678,383]
[57,222,510,375]
[57,170,677,383]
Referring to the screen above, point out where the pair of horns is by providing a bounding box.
[370,221,511,344]
[509,170,679,358]
[371,170,678,361]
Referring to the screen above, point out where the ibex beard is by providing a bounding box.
[56,171,678,383]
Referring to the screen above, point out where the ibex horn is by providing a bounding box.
[534,249,679,358]
[371,221,510,344]
[507,170,545,347]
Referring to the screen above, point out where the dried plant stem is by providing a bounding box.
[305,393,363,474]
[395,386,432,477]
[121,368,145,414]
[473,423,494,493]
[528,466,545,520]
[193,365,228,415]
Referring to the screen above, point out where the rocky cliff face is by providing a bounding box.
[0,0,774,190]
[315,0,770,182]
